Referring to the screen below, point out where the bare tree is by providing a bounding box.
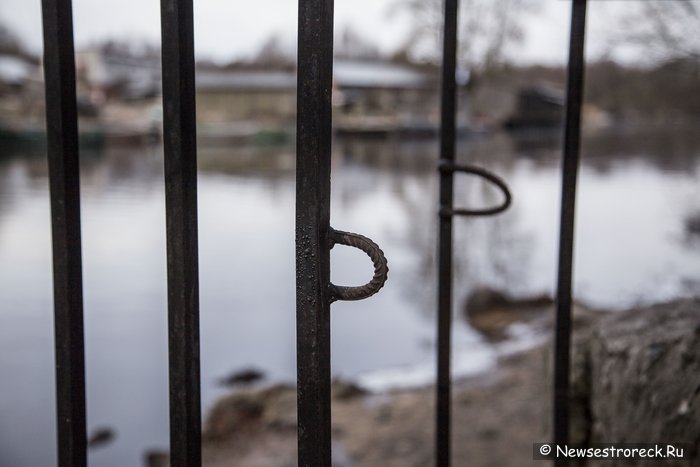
[391,0,538,72]
[252,34,295,67]
[0,22,36,61]
[336,26,381,60]
[96,38,160,59]
[613,0,700,63]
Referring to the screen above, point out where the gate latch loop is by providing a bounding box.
[438,161,512,217]
[329,228,388,302]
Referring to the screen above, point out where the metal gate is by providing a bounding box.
[433,1,587,466]
[38,0,587,466]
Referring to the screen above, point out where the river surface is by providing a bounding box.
[1,127,699,467]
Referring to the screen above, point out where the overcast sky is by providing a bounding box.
[0,0,628,64]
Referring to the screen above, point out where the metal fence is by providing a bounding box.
[434,1,587,466]
[38,0,587,466]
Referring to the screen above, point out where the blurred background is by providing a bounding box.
[0,0,699,466]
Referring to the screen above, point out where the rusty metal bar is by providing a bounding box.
[295,0,334,464]
[554,0,588,462]
[436,0,459,464]
[40,0,87,465]
[160,0,201,465]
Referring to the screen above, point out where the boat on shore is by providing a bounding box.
[0,119,106,149]
[0,119,164,150]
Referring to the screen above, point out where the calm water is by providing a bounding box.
[1,128,699,466]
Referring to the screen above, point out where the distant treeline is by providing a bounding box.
[585,59,700,122]
[490,58,700,123]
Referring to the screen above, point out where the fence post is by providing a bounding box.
[436,0,459,465]
[554,1,588,463]
[295,0,334,464]
[160,0,202,465]
[40,0,87,465]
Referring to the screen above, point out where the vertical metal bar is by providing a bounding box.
[436,0,459,465]
[296,0,334,464]
[160,1,201,466]
[554,0,587,461]
[40,0,87,466]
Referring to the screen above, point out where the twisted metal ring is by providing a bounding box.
[439,161,512,217]
[329,229,388,302]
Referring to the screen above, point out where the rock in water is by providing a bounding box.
[87,427,115,449]
[218,367,265,387]
[464,286,553,341]
[144,450,169,467]
[685,211,700,240]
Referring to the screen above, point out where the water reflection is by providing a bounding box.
[0,127,698,466]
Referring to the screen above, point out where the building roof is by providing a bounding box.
[76,47,437,94]
[197,70,296,91]
[333,60,433,89]
[195,59,435,93]
[0,54,33,84]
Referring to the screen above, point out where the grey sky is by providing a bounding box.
[0,0,630,64]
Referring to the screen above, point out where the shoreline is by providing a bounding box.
[147,297,700,466]
[176,343,551,467]
[148,293,574,467]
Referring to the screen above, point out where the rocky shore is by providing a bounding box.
[147,296,699,466]
[147,345,550,467]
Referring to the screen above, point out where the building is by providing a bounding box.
[333,59,437,118]
[76,47,161,101]
[72,50,442,132]
[0,53,35,92]
[504,85,565,129]
[195,69,296,123]
[194,59,439,134]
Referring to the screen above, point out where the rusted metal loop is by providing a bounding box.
[439,161,512,217]
[329,229,389,302]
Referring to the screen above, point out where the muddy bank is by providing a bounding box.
[181,289,562,466]
[147,297,699,466]
[149,346,553,466]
